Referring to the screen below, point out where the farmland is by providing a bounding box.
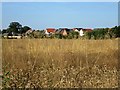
[2,39,119,88]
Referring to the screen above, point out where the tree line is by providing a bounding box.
[1,22,120,39]
[85,26,120,39]
[2,22,31,35]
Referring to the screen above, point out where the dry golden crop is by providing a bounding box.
[2,39,119,88]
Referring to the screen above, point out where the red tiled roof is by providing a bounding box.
[46,28,56,33]
[73,28,76,30]
[83,29,93,32]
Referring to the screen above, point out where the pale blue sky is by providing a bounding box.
[2,2,118,30]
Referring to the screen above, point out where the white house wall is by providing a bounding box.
[79,30,84,36]
[45,30,49,35]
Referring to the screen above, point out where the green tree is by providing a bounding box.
[0,29,1,34]
[68,31,79,39]
[7,22,22,33]
[98,29,106,39]
[111,26,120,38]
[85,31,92,39]
[92,30,98,40]
[74,32,79,39]
[2,29,7,34]
[92,29,108,39]
[117,25,120,37]
[20,26,31,34]
[55,34,62,39]
[39,30,45,38]
[68,31,74,39]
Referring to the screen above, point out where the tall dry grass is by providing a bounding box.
[2,39,119,88]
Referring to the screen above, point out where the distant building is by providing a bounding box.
[2,32,22,39]
[73,28,92,36]
[45,28,56,35]
[25,29,33,35]
[59,28,72,36]
[62,29,68,36]
[82,29,93,32]
[2,33,8,38]
[73,28,83,32]
[79,29,84,36]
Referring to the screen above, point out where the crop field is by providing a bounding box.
[2,39,119,88]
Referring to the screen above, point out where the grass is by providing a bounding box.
[2,39,119,88]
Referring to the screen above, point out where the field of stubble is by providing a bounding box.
[2,39,119,88]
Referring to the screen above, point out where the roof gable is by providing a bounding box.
[46,28,56,33]
[82,29,93,32]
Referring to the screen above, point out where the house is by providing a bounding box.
[24,29,33,38]
[10,35,22,39]
[25,29,33,35]
[81,29,93,36]
[73,28,83,32]
[62,29,68,36]
[59,28,72,36]
[2,32,22,39]
[73,28,92,36]
[82,29,93,32]
[79,29,84,36]
[45,28,56,35]
[73,28,83,36]
[2,33,9,38]
[55,29,61,34]
[44,28,56,37]
[59,28,68,36]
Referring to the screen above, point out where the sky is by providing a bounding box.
[1,0,120,2]
[2,2,118,30]
[118,2,120,25]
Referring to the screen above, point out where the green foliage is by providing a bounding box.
[39,30,45,38]
[74,32,79,39]
[68,31,79,39]
[91,29,108,40]
[50,34,55,39]
[2,21,120,39]
[55,34,62,39]
[20,26,31,34]
[0,29,1,34]
[62,35,67,39]
[85,32,92,39]
[67,31,74,39]
[8,22,22,33]
[28,30,45,39]
[2,29,7,34]
[26,32,34,38]
[111,26,120,38]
